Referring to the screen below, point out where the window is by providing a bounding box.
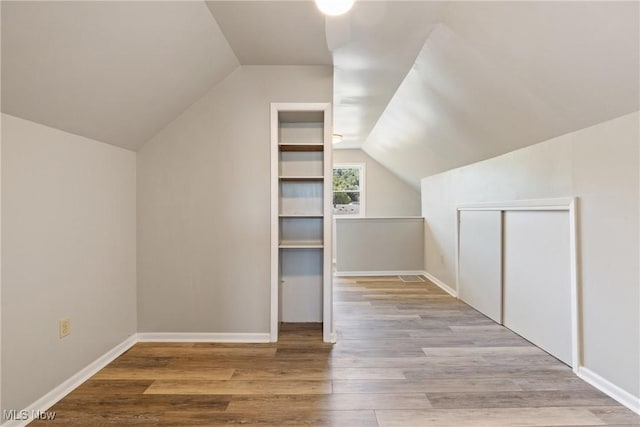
[333,164,365,216]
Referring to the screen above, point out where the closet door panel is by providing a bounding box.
[458,210,502,323]
[503,210,572,366]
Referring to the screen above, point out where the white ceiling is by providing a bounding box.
[331,1,446,149]
[1,1,239,150]
[206,1,332,65]
[2,1,638,186]
[362,1,640,187]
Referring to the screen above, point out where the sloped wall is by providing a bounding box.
[137,66,332,333]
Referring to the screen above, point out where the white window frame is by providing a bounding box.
[332,163,366,217]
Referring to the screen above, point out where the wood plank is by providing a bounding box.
[422,346,545,357]
[375,407,606,427]
[225,393,432,412]
[230,367,406,380]
[54,393,231,410]
[126,344,277,358]
[589,407,640,425]
[159,409,378,426]
[332,378,522,393]
[278,143,324,152]
[92,367,235,381]
[402,364,573,380]
[425,390,620,409]
[144,380,332,395]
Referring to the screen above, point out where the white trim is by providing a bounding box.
[0,101,3,422]
[270,104,279,342]
[1,334,137,427]
[335,216,423,221]
[567,198,581,371]
[323,104,334,343]
[454,197,581,370]
[457,197,575,210]
[454,209,460,302]
[335,270,425,277]
[577,367,640,415]
[422,270,458,297]
[270,102,330,112]
[137,333,270,343]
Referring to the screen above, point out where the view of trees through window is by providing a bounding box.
[333,166,361,215]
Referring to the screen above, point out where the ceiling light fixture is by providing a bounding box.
[315,0,354,16]
[332,133,343,144]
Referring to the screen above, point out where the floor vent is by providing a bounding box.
[399,275,426,283]
[355,277,402,282]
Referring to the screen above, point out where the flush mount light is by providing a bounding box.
[332,133,343,144]
[315,0,354,16]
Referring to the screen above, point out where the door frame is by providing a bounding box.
[270,102,335,343]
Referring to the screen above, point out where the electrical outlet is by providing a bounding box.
[59,317,71,338]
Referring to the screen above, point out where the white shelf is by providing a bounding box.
[279,214,323,218]
[279,176,324,181]
[279,241,324,249]
[280,213,323,218]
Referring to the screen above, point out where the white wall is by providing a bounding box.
[421,111,639,399]
[1,114,137,414]
[333,149,420,217]
[137,66,332,333]
[335,218,424,274]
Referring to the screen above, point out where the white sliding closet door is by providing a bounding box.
[503,210,572,366]
[458,210,502,323]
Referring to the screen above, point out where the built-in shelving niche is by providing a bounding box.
[270,103,333,342]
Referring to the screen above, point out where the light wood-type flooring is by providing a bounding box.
[30,276,639,426]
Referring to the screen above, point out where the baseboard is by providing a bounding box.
[577,367,640,415]
[334,270,425,277]
[324,332,337,343]
[1,331,274,427]
[137,332,270,343]
[422,270,458,297]
[1,334,137,427]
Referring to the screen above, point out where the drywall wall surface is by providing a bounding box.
[333,149,420,217]
[335,218,424,274]
[571,112,639,396]
[137,66,332,333]
[1,114,137,413]
[422,133,573,287]
[421,111,639,398]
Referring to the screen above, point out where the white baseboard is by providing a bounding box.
[1,331,274,427]
[422,270,458,297]
[577,367,640,415]
[334,270,425,277]
[324,332,337,343]
[137,332,270,343]
[1,334,138,427]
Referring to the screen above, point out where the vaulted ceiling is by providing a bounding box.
[2,1,638,186]
[362,1,640,187]
[1,1,239,151]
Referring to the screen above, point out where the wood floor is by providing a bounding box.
[31,276,639,426]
